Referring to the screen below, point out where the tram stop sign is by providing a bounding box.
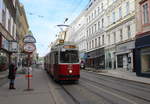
[23,35,36,43]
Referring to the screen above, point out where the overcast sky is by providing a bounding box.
[20,0,89,57]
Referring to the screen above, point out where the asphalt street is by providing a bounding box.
[0,68,150,104]
[47,70,150,104]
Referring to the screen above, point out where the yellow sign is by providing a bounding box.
[59,39,64,44]
[63,45,76,49]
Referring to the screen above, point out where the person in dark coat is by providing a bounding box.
[8,62,17,89]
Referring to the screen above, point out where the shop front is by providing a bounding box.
[135,35,150,77]
[86,48,105,69]
[116,40,135,72]
[0,35,10,71]
[0,33,18,71]
[105,45,116,70]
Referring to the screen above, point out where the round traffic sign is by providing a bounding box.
[23,35,36,43]
[23,43,36,53]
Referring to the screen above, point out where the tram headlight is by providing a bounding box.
[69,70,72,74]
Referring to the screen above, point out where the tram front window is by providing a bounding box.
[60,50,79,63]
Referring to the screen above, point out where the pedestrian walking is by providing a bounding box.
[8,62,17,90]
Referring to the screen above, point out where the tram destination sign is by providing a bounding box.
[23,35,36,43]
[23,43,36,53]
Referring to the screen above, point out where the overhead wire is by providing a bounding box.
[66,0,85,23]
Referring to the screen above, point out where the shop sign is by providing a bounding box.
[2,37,9,51]
[117,41,135,52]
[23,43,36,53]
[9,41,18,52]
[23,35,36,43]
[87,48,104,58]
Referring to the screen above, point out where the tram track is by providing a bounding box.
[60,84,81,104]
[83,71,150,92]
[81,76,150,104]
[61,83,114,104]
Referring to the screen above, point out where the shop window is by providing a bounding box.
[141,47,150,73]
[0,52,8,71]
[117,55,123,68]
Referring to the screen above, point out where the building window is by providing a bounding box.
[120,29,123,41]
[142,3,149,24]
[127,25,131,38]
[92,13,94,19]
[87,30,89,37]
[94,10,97,17]
[141,47,150,73]
[98,7,100,14]
[108,34,110,44]
[98,21,100,30]
[90,41,91,49]
[2,11,6,27]
[92,26,94,34]
[95,38,97,47]
[89,28,91,35]
[94,24,97,32]
[119,7,122,19]
[87,43,89,50]
[92,40,94,48]
[102,35,104,45]
[113,32,116,43]
[101,3,104,11]
[98,37,101,46]
[8,18,11,33]
[102,18,104,28]
[126,1,130,15]
[2,1,6,27]
[112,12,116,23]
[107,16,110,26]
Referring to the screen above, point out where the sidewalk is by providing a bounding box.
[85,68,150,84]
[0,70,8,79]
[0,68,55,104]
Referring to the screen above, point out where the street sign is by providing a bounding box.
[23,43,36,53]
[23,35,36,43]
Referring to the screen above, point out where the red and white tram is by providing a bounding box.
[44,40,80,82]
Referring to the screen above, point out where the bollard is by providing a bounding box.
[25,67,33,91]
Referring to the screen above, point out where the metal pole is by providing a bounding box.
[28,54,30,89]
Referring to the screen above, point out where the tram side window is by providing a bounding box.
[54,52,58,64]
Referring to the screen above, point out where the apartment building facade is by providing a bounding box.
[135,0,150,77]
[85,0,106,69]
[0,0,17,70]
[66,11,87,62]
[16,0,29,66]
[84,0,136,71]
[105,0,136,72]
